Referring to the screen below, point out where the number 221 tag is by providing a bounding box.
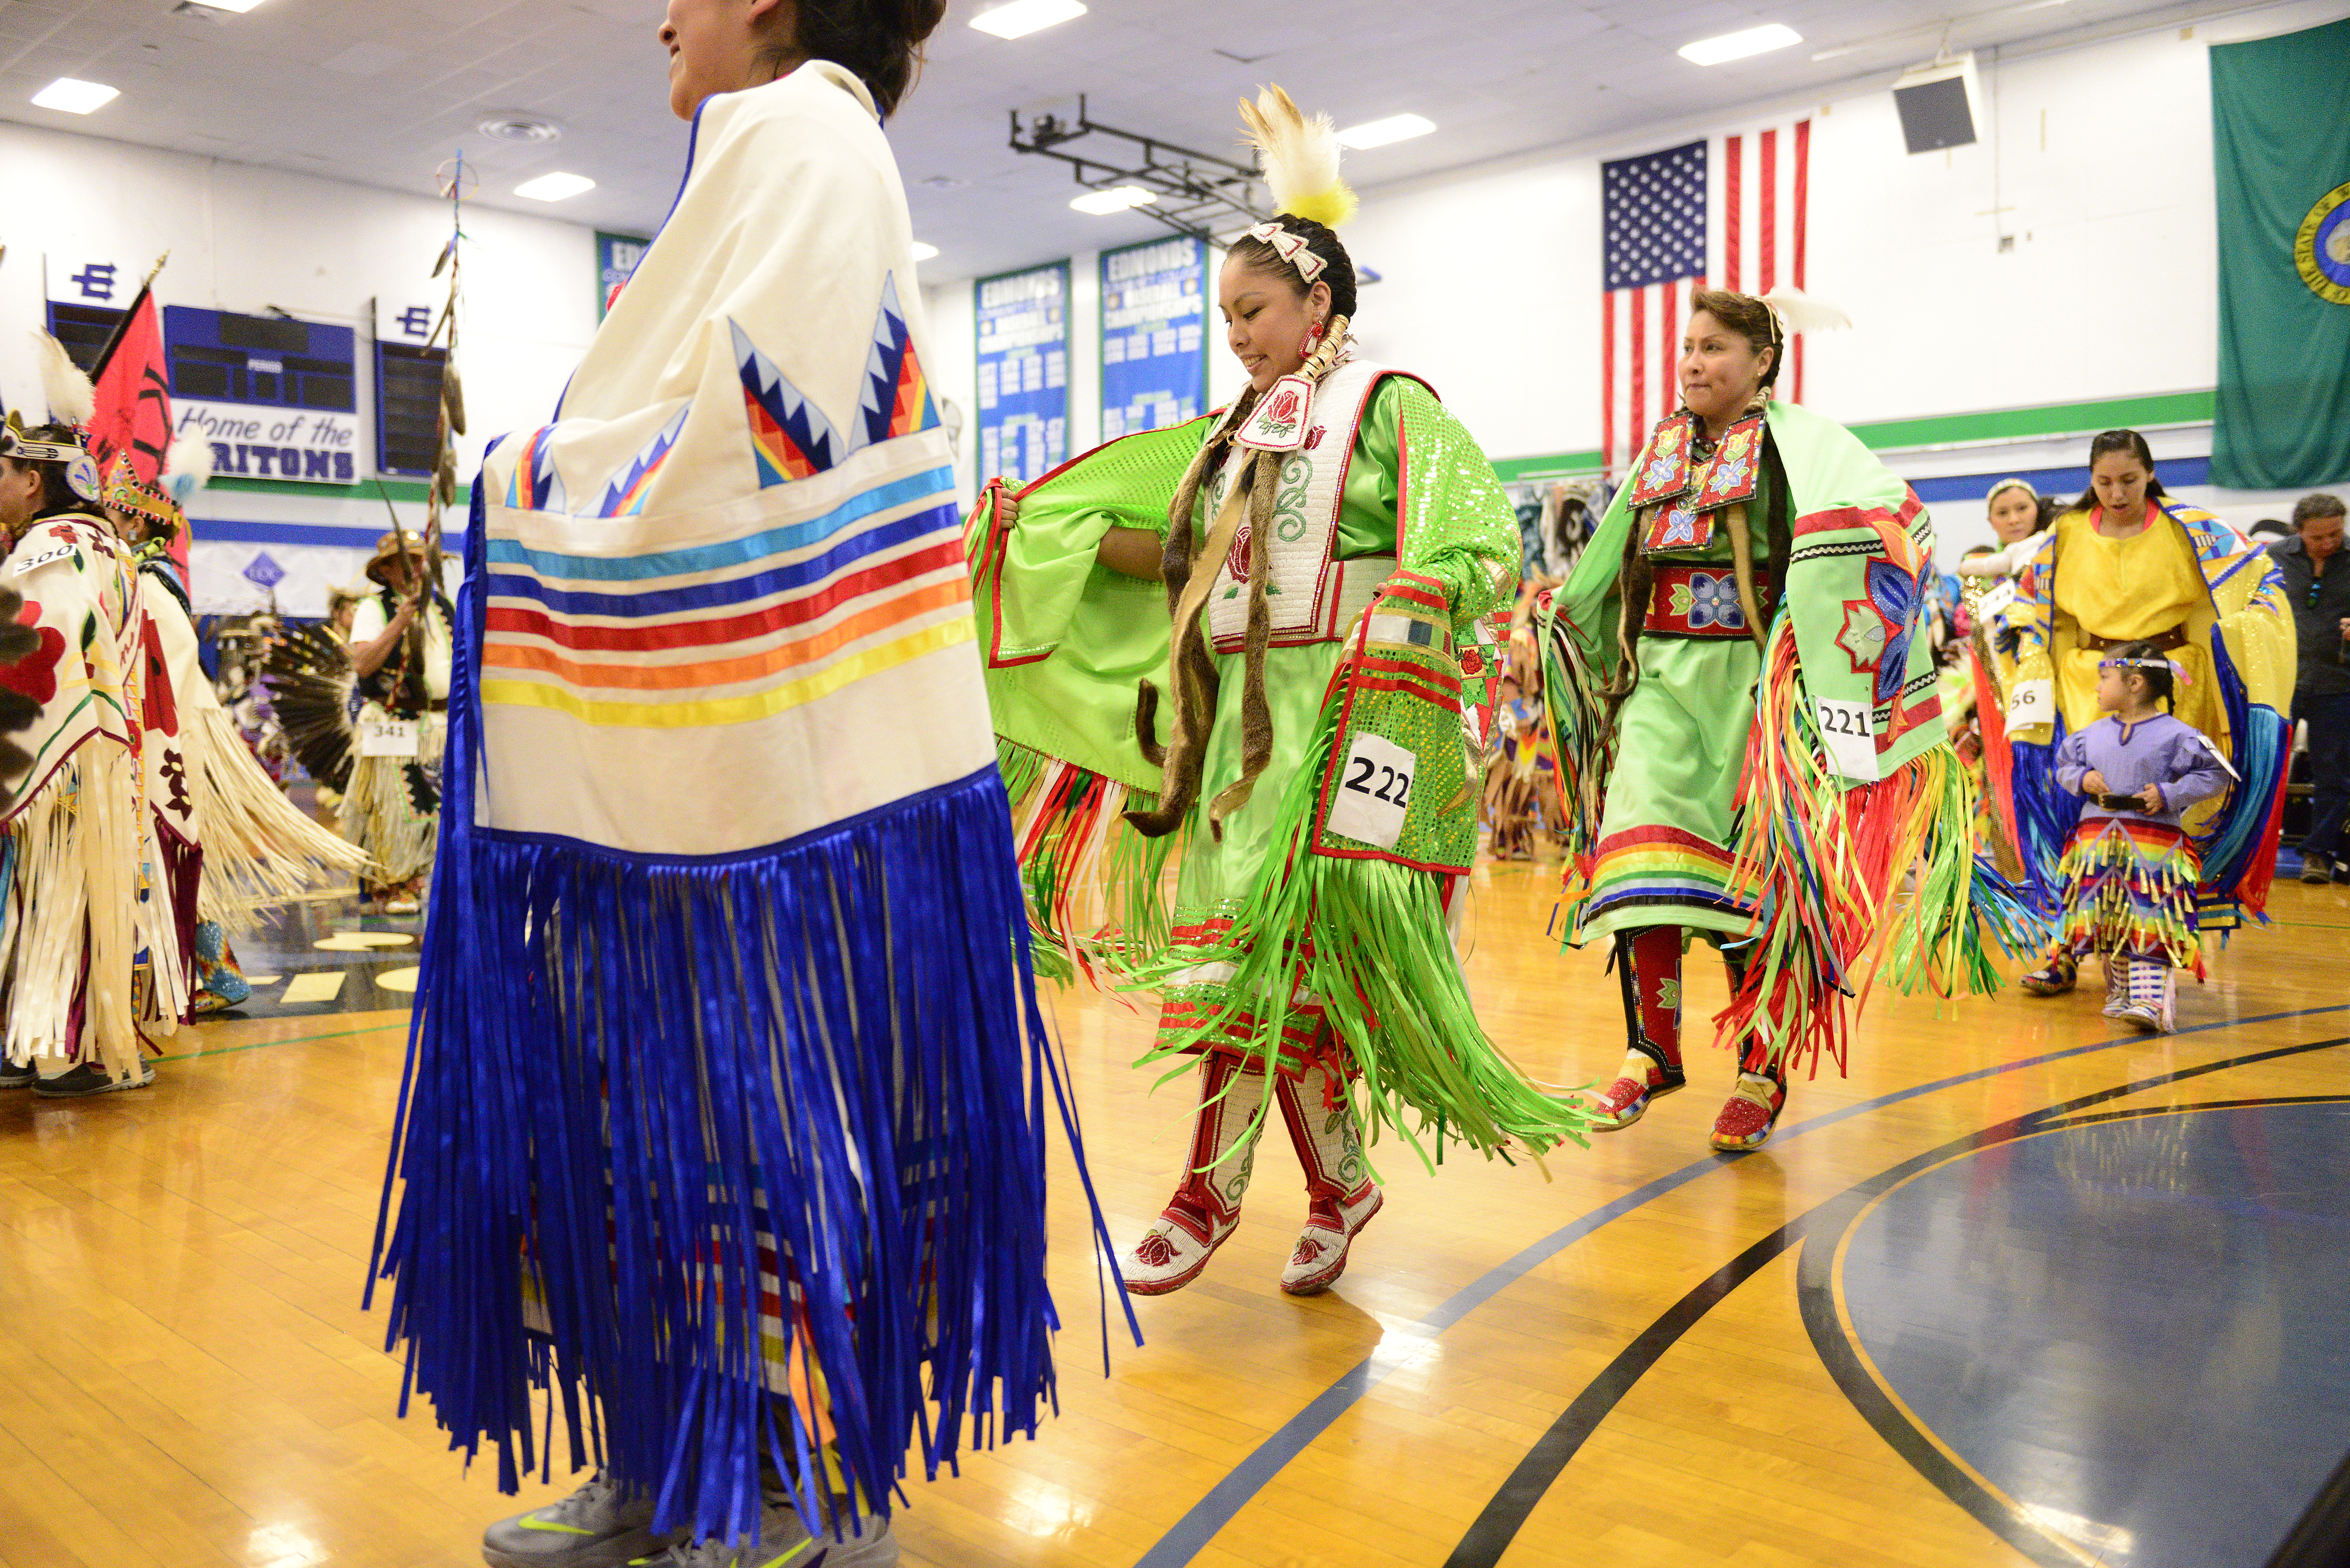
[1327,733,1415,849]
[1813,697,1879,783]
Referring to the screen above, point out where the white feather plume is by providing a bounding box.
[1760,287,1852,336]
[163,432,216,504]
[1239,85,1357,229]
[32,331,94,427]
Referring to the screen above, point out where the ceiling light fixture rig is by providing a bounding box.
[1009,95,1269,241]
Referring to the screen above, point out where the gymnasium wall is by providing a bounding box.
[922,0,2350,554]
[0,117,601,613]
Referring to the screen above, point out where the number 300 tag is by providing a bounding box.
[1327,733,1415,849]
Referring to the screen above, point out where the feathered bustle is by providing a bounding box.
[32,332,94,427]
[1239,84,1358,230]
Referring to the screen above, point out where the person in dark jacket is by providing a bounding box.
[2269,492,2350,882]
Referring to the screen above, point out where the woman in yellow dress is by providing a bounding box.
[1998,429,2296,998]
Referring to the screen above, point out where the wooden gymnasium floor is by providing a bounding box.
[4,859,2348,1568]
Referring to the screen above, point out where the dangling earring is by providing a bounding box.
[1299,321,1324,358]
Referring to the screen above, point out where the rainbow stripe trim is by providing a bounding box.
[1582,824,1754,924]
[592,404,689,518]
[481,462,967,729]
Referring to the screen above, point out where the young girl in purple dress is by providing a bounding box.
[2048,638,2232,1030]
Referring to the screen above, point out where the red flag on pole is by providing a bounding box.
[85,283,186,571]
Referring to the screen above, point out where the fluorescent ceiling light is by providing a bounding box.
[1679,23,1803,65]
[32,78,119,114]
[1070,185,1156,215]
[1337,113,1435,150]
[910,241,940,261]
[515,171,595,201]
[969,0,1085,40]
[196,0,269,11]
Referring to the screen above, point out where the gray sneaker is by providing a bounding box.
[482,1474,670,1568]
[632,1504,897,1568]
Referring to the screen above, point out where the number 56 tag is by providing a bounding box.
[1327,733,1415,849]
[1813,697,1879,783]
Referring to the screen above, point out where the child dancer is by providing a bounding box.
[2050,639,2231,1030]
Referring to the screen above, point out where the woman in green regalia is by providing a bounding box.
[969,87,1588,1300]
[1540,289,2033,1152]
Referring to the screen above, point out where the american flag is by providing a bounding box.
[1600,119,1813,476]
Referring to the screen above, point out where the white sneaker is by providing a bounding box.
[481,1474,670,1568]
[1280,1184,1382,1296]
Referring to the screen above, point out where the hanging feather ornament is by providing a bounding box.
[162,432,216,508]
[259,622,360,794]
[1760,287,1853,338]
[31,331,95,428]
[1239,84,1358,230]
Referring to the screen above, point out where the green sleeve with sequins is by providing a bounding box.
[1339,377,1519,630]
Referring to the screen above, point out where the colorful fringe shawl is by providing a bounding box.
[997,739,1181,990]
[2057,817,2203,972]
[1723,619,2045,1075]
[367,62,1130,1549]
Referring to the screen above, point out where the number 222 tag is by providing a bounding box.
[1327,733,1415,849]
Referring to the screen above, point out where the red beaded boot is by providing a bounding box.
[1585,927,1688,1131]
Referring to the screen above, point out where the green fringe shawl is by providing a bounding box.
[1133,684,1592,1176]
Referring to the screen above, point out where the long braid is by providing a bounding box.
[1127,318,1354,837]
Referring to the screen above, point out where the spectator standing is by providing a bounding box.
[2268,493,2350,882]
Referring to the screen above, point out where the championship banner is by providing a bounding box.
[2211,14,2350,488]
[1100,237,1206,441]
[974,260,1068,485]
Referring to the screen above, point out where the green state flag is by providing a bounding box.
[2211,14,2350,489]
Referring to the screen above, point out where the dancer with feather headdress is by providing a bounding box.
[0,341,181,1095]
[971,86,1591,1300]
[102,434,369,1009]
[1537,290,2041,1151]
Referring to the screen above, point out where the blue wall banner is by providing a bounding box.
[975,260,1069,485]
[596,231,651,320]
[1100,236,1207,441]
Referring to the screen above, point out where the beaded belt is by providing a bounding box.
[1643,563,1769,638]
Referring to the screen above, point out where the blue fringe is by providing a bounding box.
[367,476,1136,1545]
[2008,731,2081,916]
[2193,626,2288,918]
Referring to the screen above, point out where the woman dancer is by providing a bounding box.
[970,87,1587,1300]
[1541,290,2028,1151]
[1997,429,2295,996]
[375,4,1117,1567]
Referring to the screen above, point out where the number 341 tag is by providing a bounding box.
[360,717,420,758]
[1813,698,1880,783]
[1327,733,1416,849]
